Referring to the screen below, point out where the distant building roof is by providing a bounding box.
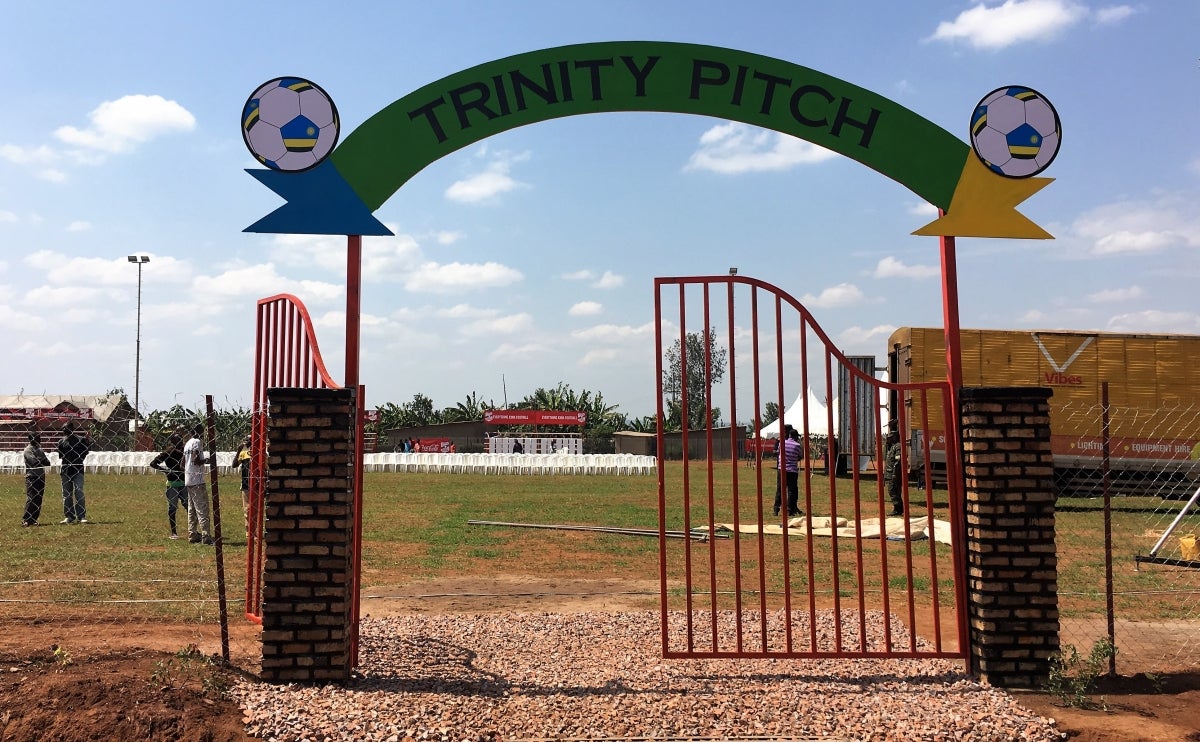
[0,394,133,422]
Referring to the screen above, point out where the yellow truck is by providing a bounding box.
[886,327,1200,495]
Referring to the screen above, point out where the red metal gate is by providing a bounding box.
[654,275,967,660]
[245,294,341,625]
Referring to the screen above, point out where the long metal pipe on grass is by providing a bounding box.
[467,520,716,541]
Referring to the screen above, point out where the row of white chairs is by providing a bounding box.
[362,452,656,475]
[0,450,238,475]
[0,450,656,476]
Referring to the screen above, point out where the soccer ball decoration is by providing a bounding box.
[969,86,1060,178]
[242,77,339,172]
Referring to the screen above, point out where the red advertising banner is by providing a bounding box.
[0,408,94,421]
[484,409,588,426]
[744,438,778,454]
[414,438,453,453]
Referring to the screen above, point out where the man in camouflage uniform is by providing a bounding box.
[884,429,904,517]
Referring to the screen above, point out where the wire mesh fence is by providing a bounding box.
[1052,396,1200,675]
[0,396,262,672]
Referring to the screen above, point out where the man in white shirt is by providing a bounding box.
[183,424,214,545]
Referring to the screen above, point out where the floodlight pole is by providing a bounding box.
[127,254,150,447]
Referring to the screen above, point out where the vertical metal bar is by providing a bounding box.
[725,278,744,651]
[772,294,795,652]
[702,284,719,651]
[205,395,230,662]
[1102,381,1116,675]
[799,320,818,652]
[346,235,362,391]
[825,349,842,652]
[677,284,694,651]
[847,367,868,652]
[939,231,971,669]
[654,280,669,657]
[915,390,942,652]
[749,288,768,653]
[874,391,894,651]
[351,384,366,668]
[247,303,266,622]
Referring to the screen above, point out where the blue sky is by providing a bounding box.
[1,1,1197,422]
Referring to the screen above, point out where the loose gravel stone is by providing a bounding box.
[231,612,1064,741]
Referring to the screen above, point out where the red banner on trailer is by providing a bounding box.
[484,409,588,426]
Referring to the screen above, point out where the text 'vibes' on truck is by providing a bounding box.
[886,327,1200,497]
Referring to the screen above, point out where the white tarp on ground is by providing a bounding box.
[715,515,954,546]
[757,388,837,439]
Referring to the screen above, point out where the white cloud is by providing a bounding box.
[0,143,59,166]
[872,256,939,279]
[592,271,624,289]
[489,342,548,361]
[1069,195,1200,256]
[436,303,496,319]
[24,250,190,287]
[800,283,866,309]
[66,220,91,232]
[579,348,621,365]
[404,261,523,293]
[838,324,897,349]
[571,322,656,344]
[22,285,110,308]
[568,301,603,317]
[0,144,66,182]
[1106,310,1200,334]
[928,0,1088,49]
[685,122,837,174]
[0,303,49,332]
[460,312,533,337]
[445,149,531,203]
[1092,231,1176,255]
[0,210,16,223]
[192,263,342,303]
[1087,286,1143,303]
[54,94,195,154]
[561,269,594,281]
[431,230,464,245]
[1,95,194,181]
[1094,5,1136,24]
[908,202,939,217]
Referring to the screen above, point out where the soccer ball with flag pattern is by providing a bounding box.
[969,86,1060,178]
[241,77,339,172]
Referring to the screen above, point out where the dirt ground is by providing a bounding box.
[1,576,1197,741]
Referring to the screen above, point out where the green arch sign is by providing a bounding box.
[245,41,1052,239]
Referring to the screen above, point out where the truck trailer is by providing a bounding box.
[886,327,1200,496]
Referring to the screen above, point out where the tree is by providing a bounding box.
[142,403,251,450]
[442,391,494,422]
[662,328,728,429]
[761,401,780,427]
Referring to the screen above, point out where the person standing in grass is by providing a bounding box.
[56,421,93,524]
[149,433,187,540]
[773,425,803,518]
[21,432,52,527]
[235,434,252,538]
[183,424,214,545]
[884,428,904,517]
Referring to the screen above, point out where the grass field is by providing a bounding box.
[0,464,1196,627]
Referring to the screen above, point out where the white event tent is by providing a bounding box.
[757,388,836,439]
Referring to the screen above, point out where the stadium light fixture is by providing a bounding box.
[127,254,150,445]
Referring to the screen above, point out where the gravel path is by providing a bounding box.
[233,612,1064,741]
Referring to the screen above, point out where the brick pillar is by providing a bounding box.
[961,386,1058,688]
[260,387,355,683]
